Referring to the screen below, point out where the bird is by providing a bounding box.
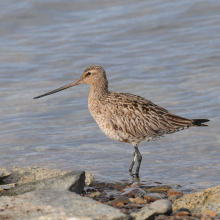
[34,65,209,177]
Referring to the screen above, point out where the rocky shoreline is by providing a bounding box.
[0,167,219,220]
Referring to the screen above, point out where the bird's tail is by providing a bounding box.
[192,119,210,127]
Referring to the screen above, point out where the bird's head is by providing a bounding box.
[33,65,107,99]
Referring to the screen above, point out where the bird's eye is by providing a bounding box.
[87,72,91,76]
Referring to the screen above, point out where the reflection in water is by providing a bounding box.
[0,0,220,190]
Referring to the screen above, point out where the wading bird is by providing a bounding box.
[34,65,209,177]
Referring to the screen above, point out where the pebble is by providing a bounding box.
[131,206,156,220]
[107,196,131,206]
[87,191,101,198]
[168,194,183,203]
[129,198,135,203]
[203,212,217,217]
[167,189,183,196]
[0,183,15,190]
[149,199,172,215]
[172,211,190,217]
[121,187,146,198]
[144,193,163,202]
[116,202,124,207]
[192,213,203,218]
[148,185,172,193]
[134,197,147,205]
[130,203,144,209]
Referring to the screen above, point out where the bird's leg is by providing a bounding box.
[129,150,137,173]
[134,145,142,177]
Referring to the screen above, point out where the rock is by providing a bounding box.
[85,171,94,186]
[167,189,182,196]
[203,211,218,217]
[129,198,135,203]
[0,167,11,181]
[87,191,101,198]
[173,184,220,215]
[107,196,131,206]
[3,167,69,184]
[0,183,15,190]
[0,190,128,220]
[168,194,183,203]
[117,202,124,207]
[0,170,85,196]
[148,185,172,193]
[121,187,146,198]
[172,209,191,217]
[131,206,156,220]
[144,193,163,202]
[149,199,172,215]
[134,197,147,205]
[3,167,94,187]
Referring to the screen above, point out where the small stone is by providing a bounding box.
[131,182,141,188]
[204,212,217,217]
[107,196,131,206]
[121,187,146,198]
[149,199,172,215]
[167,189,182,196]
[148,185,172,193]
[131,206,156,220]
[168,194,183,203]
[0,167,11,181]
[144,193,163,202]
[85,171,94,186]
[173,211,190,217]
[192,213,203,218]
[0,183,15,190]
[117,202,124,207]
[134,197,147,205]
[129,198,135,203]
[130,203,144,209]
[87,191,101,198]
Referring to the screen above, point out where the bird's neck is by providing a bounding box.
[89,79,109,101]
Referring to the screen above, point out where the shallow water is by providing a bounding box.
[0,0,220,190]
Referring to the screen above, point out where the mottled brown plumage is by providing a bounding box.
[34,65,209,177]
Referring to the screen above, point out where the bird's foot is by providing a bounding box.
[129,171,140,179]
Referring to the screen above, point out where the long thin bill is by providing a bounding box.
[33,78,83,99]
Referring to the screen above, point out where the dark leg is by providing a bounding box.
[129,150,137,172]
[134,146,142,177]
[129,145,142,177]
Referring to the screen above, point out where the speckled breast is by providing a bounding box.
[88,101,125,143]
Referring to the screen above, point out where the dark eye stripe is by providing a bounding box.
[87,72,91,76]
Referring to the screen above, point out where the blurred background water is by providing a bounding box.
[0,0,219,190]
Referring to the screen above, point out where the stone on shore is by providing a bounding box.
[0,170,85,196]
[149,199,172,215]
[131,206,156,220]
[173,184,220,215]
[0,167,11,181]
[3,166,94,186]
[148,185,171,193]
[0,190,128,220]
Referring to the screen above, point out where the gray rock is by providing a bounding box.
[0,170,85,196]
[3,167,94,186]
[0,190,128,220]
[0,184,15,190]
[0,167,11,181]
[131,206,156,220]
[149,199,172,215]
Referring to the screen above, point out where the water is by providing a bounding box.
[0,0,220,190]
